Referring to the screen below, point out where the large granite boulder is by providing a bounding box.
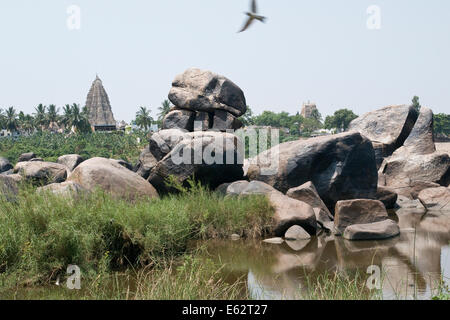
[134,148,158,180]
[148,131,244,193]
[349,105,419,167]
[37,181,87,198]
[67,157,159,201]
[378,152,450,198]
[149,129,189,161]
[343,220,400,241]
[17,152,37,162]
[247,132,378,212]
[334,199,389,234]
[162,109,195,131]
[394,107,435,156]
[0,175,18,202]
[224,180,250,196]
[168,68,247,117]
[57,154,84,172]
[418,187,450,211]
[286,181,334,231]
[0,157,13,173]
[240,180,281,196]
[268,192,317,237]
[14,161,67,185]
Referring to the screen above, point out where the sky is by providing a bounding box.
[0,0,449,122]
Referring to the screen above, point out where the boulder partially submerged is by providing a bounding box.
[247,132,378,212]
[334,199,390,234]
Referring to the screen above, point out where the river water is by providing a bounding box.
[196,208,450,300]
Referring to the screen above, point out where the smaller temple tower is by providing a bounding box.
[85,75,116,131]
[301,101,319,119]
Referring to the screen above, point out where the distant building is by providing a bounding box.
[85,75,117,132]
[301,101,318,119]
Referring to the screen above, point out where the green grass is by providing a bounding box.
[0,131,148,164]
[0,183,273,290]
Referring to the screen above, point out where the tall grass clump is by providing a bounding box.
[0,182,273,288]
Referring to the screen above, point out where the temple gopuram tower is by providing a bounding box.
[85,75,116,131]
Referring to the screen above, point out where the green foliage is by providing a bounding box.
[0,131,148,164]
[134,106,154,131]
[412,96,421,112]
[324,108,358,132]
[0,184,273,287]
[434,113,450,137]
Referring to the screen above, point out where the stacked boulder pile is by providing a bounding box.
[162,68,246,132]
[1,68,449,244]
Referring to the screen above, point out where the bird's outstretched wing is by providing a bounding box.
[238,17,254,33]
[251,0,258,13]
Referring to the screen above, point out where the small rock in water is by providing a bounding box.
[284,225,311,241]
[263,237,284,244]
[230,234,241,241]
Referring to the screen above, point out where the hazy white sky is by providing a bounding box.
[0,0,449,122]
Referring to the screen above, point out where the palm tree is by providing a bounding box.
[0,108,6,130]
[34,104,48,131]
[135,106,153,131]
[47,104,60,126]
[5,107,18,133]
[157,100,172,122]
[69,104,91,133]
[61,104,73,131]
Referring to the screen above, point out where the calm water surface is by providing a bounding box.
[197,208,450,300]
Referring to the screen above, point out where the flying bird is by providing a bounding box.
[238,0,267,33]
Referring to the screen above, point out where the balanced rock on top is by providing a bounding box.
[164,68,246,132]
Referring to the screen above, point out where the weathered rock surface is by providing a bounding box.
[247,132,378,212]
[396,195,426,210]
[284,225,311,241]
[134,148,158,179]
[378,152,450,197]
[376,186,398,210]
[148,132,244,193]
[113,159,133,171]
[240,180,280,196]
[349,105,419,167]
[194,112,213,131]
[286,181,334,230]
[394,107,436,156]
[67,157,159,201]
[57,154,84,172]
[0,175,18,202]
[14,161,67,184]
[334,199,389,233]
[149,129,188,161]
[418,187,450,211]
[343,220,400,241]
[0,157,13,173]
[162,109,195,131]
[37,181,87,197]
[168,68,247,117]
[18,152,37,162]
[212,110,243,132]
[225,180,250,196]
[268,192,317,237]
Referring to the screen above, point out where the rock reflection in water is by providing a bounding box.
[200,209,450,300]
